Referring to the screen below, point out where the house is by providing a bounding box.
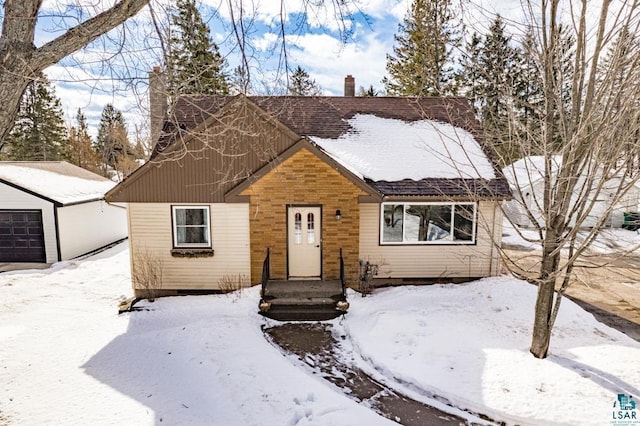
[0,161,128,266]
[105,73,511,298]
[502,156,640,228]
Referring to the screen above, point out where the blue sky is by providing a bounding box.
[35,0,521,139]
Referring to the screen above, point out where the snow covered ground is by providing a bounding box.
[1,241,639,425]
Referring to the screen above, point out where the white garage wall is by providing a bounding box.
[0,182,57,263]
[57,200,128,260]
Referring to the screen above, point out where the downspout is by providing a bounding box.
[489,202,499,276]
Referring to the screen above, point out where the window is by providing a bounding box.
[172,206,211,247]
[294,213,302,244]
[381,202,476,244]
[307,212,315,244]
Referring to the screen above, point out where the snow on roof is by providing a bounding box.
[308,114,496,181]
[0,162,115,205]
[502,155,562,188]
[504,155,640,191]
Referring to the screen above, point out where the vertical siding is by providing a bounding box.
[108,105,298,203]
[0,182,57,263]
[128,203,250,290]
[359,201,501,279]
[57,201,128,260]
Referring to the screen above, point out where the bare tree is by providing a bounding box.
[497,0,640,358]
[0,0,154,143]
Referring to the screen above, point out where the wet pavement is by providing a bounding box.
[264,323,494,426]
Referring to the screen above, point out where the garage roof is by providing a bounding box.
[0,161,116,206]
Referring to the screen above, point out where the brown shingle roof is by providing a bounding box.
[159,95,480,142]
[153,95,510,199]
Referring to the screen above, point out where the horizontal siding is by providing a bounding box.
[57,201,128,260]
[0,182,57,263]
[359,202,501,279]
[128,203,250,290]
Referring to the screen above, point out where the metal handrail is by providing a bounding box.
[261,248,270,298]
[339,248,346,299]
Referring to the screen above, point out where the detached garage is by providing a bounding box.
[0,161,128,265]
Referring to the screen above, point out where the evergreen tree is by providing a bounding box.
[513,31,544,137]
[95,104,131,177]
[229,65,250,95]
[287,66,322,96]
[66,109,100,173]
[167,0,229,99]
[383,0,460,96]
[6,74,67,161]
[477,16,519,160]
[458,16,520,163]
[358,85,380,96]
[552,24,576,145]
[458,32,483,112]
[596,26,640,170]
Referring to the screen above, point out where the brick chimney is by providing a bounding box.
[344,75,355,97]
[149,66,167,144]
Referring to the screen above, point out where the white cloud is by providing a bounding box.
[253,32,280,51]
[287,29,391,95]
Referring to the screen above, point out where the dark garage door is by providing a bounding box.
[0,210,46,263]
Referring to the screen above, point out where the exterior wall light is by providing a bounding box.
[335,209,342,220]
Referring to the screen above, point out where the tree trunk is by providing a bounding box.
[530,228,561,358]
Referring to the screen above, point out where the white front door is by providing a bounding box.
[288,206,321,278]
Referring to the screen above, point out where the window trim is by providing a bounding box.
[379,202,477,245]
[171,205,211,248]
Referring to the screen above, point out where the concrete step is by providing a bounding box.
[263,280,343,299]
[261,305,345,321]
[267,297,338,306]
[259,279,347,321]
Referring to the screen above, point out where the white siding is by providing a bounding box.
[359,202,502,279]
[57,200,128,260]
[0,182,57,263]
[128,203,251,290]
[505,176,640,229]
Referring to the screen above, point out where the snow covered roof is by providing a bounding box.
[114,95,511,202]
[502,156,562,188]
[0,161,116,205]
[504,155,640,192]
[309,114,496,181]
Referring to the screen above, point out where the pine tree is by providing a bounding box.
[5,74,68,161]
[95,104,131,177]
[229,65,250,95]
[478,16,519,160]
[167,0,229,99]
[596,26,640,170]
[383,0,460,96]
[66,109,101,173]
[513,31,544,137]
[287,66,322,96]
[458,32,483,112]
[358,85,380,96]
[458,16,520,163]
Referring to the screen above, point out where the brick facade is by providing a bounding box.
[241,148,367,287]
